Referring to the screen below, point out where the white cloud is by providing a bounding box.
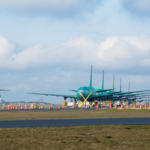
[100,36,119,50]
[0,36,15,64]
[0,0,101,17]
[1,35,150,71]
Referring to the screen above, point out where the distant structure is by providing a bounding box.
[0,95,3,103]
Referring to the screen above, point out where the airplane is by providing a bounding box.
[0,89,10,103]
[28,66,114,102]
[95,73,150,101]
[109,79,150,101]
[94,74,150,106]
[28,66,150,104]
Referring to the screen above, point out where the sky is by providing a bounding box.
[0,0,150,103]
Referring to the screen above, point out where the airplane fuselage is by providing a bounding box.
[77,86,96,101]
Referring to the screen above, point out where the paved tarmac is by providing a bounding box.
[0,107,109,112]
[0,118,150,128]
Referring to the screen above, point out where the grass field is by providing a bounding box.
[1,109,150,120]
[0,125,150,150]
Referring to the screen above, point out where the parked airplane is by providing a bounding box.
[28,66,150,103]
[28,66,113,102]
[96,73,150,101]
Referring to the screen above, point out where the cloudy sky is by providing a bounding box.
[0,0,150,103]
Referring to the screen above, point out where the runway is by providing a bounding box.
[0,107,108,112]
[0,118,150,128]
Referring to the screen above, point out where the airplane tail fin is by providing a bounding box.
[102,70,104,89]
[112,75,115,90]
[90,65,92,87]
[120,78,121,92]
[128,82,130,92]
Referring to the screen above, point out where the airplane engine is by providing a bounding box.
[64,97,67,100]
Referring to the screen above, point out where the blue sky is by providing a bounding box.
[0,0,150,103]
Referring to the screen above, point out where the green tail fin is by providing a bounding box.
[102,70,104,89]
[90,65,92,87]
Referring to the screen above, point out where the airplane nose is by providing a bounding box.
[79,92,86,100]
[82,93,85,97]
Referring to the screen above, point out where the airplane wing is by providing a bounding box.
[112,92,150,98]
[93,91,150,99]
[117,90,150,95]
[68,89,77,92]
[69,89,114,93]
[93,94,114,99]
[96,89,113,93]
[0,89,10,91]
[107,91,122,94]
[106,90,150,95]
[27,92,78,99]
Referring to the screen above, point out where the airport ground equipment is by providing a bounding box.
[62,101,67,106]
[78,102,83,108]
[67,102,75,107]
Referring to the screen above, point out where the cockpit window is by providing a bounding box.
[78,90,88,93]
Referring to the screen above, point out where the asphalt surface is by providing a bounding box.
[0,118,150,128]
[0,107,109,112]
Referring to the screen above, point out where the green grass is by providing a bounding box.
[1,109,150,121]
[0,125,150,150]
